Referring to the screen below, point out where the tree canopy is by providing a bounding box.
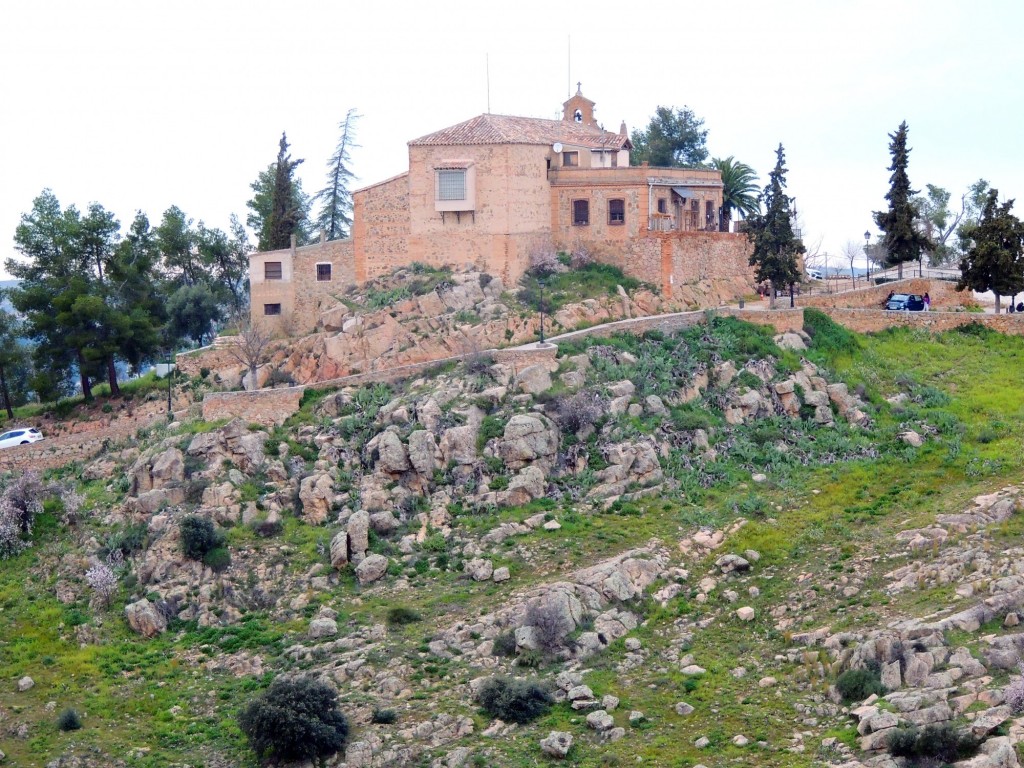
[873,121,931,278]
[957,189,1024,313]
[630,106,709,167]
[313,109,360,241]
[712,156,759,232]
[745,145,804,307]
[248,133,310,252]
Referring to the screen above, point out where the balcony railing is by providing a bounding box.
[648,212,714,232]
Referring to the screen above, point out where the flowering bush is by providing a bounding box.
[0,472,46,559]
[1006,667,1024,714]
[85,563,118,607]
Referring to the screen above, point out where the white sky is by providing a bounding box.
[3,0,1022,279]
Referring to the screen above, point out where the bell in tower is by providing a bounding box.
[562,83,596,127]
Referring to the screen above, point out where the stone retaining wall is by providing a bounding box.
[821,308,1024,336]
[201,388,304,427]
[799,278,970,310]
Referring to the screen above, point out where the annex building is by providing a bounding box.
[250,86,755,335]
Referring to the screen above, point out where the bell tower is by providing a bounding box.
[562,83,596,127]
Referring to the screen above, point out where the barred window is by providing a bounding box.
[437,169,466,201]
[264,262,282,280]
[316,263,332,282]
[264,303,281,316]
[573,199,589,226]
[609,199,625,225]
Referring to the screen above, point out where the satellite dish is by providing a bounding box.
[552,143,563,154]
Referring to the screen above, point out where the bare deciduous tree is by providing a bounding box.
[842,240,863,289]
[224,313,277,391]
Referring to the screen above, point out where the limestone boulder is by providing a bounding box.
[125,599,167,638]
[330,530,349,569]
[309,617,338,638]
[408,430,440,475]
[515,364,553,395]
[496,415,559,470]
[347,510,371,561]
[540,731,573,759]
[150,448,185,489]
[299,472,334,525]
[375,430,411,473]
[440,425,478,466]
[505,466,546,505]
[355,554,389,585]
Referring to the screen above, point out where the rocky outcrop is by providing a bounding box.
[125,599,167,638]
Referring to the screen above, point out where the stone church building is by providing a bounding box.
[250,87,755,334]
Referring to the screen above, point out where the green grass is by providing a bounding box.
[3,319,1024,767]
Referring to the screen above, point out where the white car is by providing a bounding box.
[0,427,44,450]
[806,269,823,280]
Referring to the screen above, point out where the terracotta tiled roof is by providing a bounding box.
[409,113,629,150]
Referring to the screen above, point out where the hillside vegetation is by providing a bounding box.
[1,314,1024,768]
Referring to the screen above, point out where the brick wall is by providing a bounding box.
[799,278,970,310]
[201,388,304,426]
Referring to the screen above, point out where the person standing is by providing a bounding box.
[923,292,930,312]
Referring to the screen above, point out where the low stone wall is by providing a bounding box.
[176,345,240,378]
[821,308,1024,336]
[799,278,969,310]
[491,344,558,375]
[201,388,304,427]
[552,307,804,343]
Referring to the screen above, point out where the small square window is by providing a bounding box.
[264,303,282,316]
[316,263,332,282]
[609,199,625,225]
[573,199,589,226]
[563,151,579,167]
[437,169,466,201]
[657,198,667,214]
[265,262,282,280]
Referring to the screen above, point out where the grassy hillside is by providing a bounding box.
[0,315,1022,767]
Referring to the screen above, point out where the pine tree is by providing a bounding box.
[0,307,30,419]
[873,121,931,278]
[957,189,1024,314]
[314,109,360,241]
[745,145,804,307]
[267,133,306,251]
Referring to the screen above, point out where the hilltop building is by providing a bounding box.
[250,86,754,334]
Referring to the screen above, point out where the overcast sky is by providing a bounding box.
[3,0,1022,280]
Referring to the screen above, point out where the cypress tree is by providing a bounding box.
[266,133,306,251]
[873,121,931,278]
[746,144,804,307]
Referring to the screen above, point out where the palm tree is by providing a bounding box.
[712,156,760,232]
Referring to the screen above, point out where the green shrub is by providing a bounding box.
[835,667,884,702]
[670,405,712,432]
[803,307,861,359]
[180,515,224,561]
[57,708,82,731]
[887,723,981,763]
[476,676,553,724]
[477,415,506,450]
[386,607,422,626]
[202,547,232,572]
[100,523,149,560]
[735,369,762,390]
[238,676,349,763]
[492,630,517,658]
[371,708,397,724]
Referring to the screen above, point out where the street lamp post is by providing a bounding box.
[166,347,174,421]
[864,231,871,281]
[538,280,546,345]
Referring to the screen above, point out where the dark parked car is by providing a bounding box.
[885,293,925,311]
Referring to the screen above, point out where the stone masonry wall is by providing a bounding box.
[201,388,304,427]
[353,173,411,284]
[822,308,1024,336]
[799,278,970,310]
